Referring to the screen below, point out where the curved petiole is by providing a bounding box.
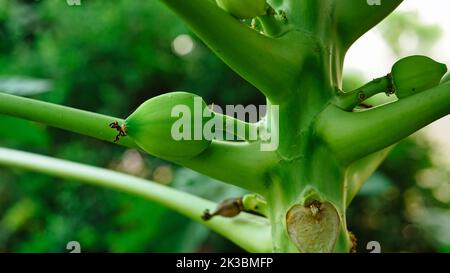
[316,82,450,164]
[0,147,272,253]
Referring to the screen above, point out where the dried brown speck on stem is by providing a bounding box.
[201,197,243,221]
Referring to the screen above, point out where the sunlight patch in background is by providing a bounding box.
[172,34,195,56]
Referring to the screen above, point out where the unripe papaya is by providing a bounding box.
[125,92,213,160]
[391,55,447,99]
[216,0,267,19]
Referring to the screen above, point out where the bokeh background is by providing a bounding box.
[0,0,449,252]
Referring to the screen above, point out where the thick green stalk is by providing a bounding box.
[259,58,353,252]
[0,92,274,192]
[178,141,278,194]
[0,147,272,252]
[316,82,450,163]
[252,0,408,253]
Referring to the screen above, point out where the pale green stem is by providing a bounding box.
[177,140,278,194]
[0,92,138,149]
[0,147,272,252]
[213,112,260,142]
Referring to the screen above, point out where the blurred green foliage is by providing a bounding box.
[0,0,449,252]
[380,11,442,56]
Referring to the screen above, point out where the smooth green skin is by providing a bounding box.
[216,0,267,19]
[1,0,450,252]
[126,92,212,161]
[392,55,447,98]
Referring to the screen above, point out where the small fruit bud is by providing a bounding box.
[125,92,213,160]
[391,55,447,99]
[216,0,267,19]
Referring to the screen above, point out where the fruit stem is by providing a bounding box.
[334,75,392,110]
[213,112,260,142]
[0,92,138,149]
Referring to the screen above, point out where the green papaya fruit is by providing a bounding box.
[125,92,213,160]
[216,0,267,19]
[391,55,447,98]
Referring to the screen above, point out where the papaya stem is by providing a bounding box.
[0,92,138,149]
[316,82,450,163]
